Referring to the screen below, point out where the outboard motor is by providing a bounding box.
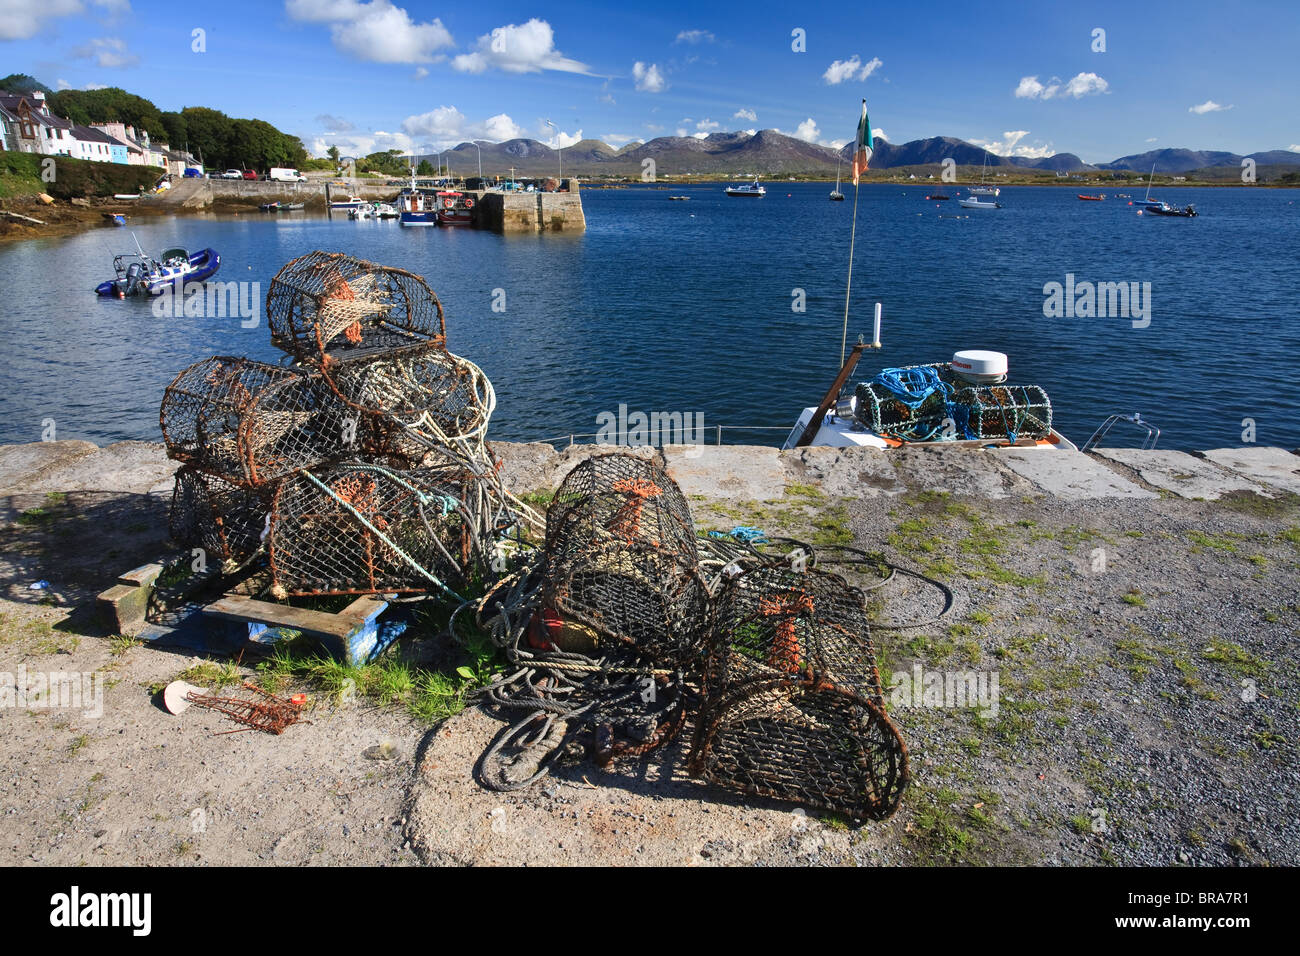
[124,261,145,296]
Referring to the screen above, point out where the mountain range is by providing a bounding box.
[419,130,1300,179]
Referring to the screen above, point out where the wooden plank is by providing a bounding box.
[204,594,366,639]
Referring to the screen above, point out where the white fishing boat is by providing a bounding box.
[725,178,766,197]
[782,329,1075,452]
[958,195,1002,209]
[329,195,365,210]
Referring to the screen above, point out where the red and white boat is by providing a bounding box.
[436,190,474,226]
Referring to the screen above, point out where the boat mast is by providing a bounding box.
[1143,161,1156,202]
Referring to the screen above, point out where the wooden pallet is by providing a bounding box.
[98,559,404,665]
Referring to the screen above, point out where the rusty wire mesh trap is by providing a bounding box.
[168,465,272,566]
[536,453,709,666]
[687,565,908,819]
[268,462,489,598]
[266,251,446,363]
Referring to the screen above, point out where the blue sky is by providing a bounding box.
[4,0,1297,162]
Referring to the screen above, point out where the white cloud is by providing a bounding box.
[316,113,355,132]
[399,106,525,149]
[452,18,590,74]
[696,118,720,132]
[541,125,583,149]
[1017,71,1108,100]
[675,127,687,137]
[1189,99,1232,114]
[413,66,428,79]
[794,118,821,142]
[71,36,138,67]
[645,123,663,133]
[84,82,108,89]
[286,1,453,63]
[675,29,714,43]
[0,0,86,40]
[312,129,414,159]
[1062,72,1108,97]
[56,78,72,90]
[633,61,667,92]
[970,130,1054,159]
[741,129,756,137]
[1289,144,1300,153]
[734,107,757,121]
[1146,137,1157,143]
[603,134,634,145]
[872,127,887,142]
[599,92,616,105]
[822,55,882,85]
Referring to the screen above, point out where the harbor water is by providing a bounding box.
[1,183,1297,451]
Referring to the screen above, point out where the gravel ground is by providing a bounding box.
[2,452,1297,866]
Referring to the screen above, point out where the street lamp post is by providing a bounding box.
[474,141,482,180]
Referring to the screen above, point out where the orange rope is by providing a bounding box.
[760,591,814,673]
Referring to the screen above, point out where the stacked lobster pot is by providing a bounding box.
[160,251,514,596]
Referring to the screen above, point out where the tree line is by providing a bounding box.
[1,76,306,172]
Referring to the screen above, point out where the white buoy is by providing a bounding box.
[872,302,883,348]
[162,680,207,715]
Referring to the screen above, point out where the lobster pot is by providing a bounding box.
[701,566,885,703]
[160,356,411,487]
[687,565,906,819]
[854,364,950,438]
[168,466,271,565]
[268,464,479,597]
[948,384,1052,442]
[266,251,446,363]
[688,681,908,819]
[537,453,707,664]
[324,344,493,449]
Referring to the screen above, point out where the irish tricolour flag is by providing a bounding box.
[851,99,873,185]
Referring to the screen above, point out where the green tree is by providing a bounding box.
[416,159,433,175]
[327,145,340,163]
[0,74,52,95]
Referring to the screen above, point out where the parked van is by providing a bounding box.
[268,168,308,183]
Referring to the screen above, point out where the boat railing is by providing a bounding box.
[1081,412,1160,453]
[530,425,792,448]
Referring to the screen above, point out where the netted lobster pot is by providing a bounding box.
[854,364,950,437]
[160,356,413,487]
[688,566,907,819]
[268,464,477,597]
[323,344,492,450]
[948,384,1052,442]
[537,453,708,665]
[689,680,908,819]
[168,466,272,565]
[266,251,446,363]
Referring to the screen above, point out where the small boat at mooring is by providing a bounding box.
[1077,194,1105,201]
[725,178,766,197]
[436,190,474,226]
[926,194,950,201]
[94,245,221,297]
[328,196,365,210]
[958,196,1001,209]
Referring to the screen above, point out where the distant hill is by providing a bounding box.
[416,128,1299,179]
[1099,147,1300,173]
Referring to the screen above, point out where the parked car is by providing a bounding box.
[241,170,259,181]
[183,167,204,178]
[220,169,243,179]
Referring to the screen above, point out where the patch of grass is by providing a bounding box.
[784,482,824,501]
[968,611,992,626]
[1186,530,1239,554]
[109,633,142,657]
[175,660,243,691]
[68,735,89,756]
[16,507,57,527]
[1068,814,1093,835]
[1121,590,1147,607]
[904,785,984,865]
[1201,639,1269,680]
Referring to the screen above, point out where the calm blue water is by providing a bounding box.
[1,183,1298,451]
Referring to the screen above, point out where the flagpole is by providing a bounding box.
[840,177,861,367]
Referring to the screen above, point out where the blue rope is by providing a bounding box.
[870,366,953,409]
[708,526,769,544]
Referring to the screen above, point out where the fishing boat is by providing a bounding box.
[94,244,220,297]
[725,178,766,197]
[782,333,1074,451]
[1131,162,1197,217]
[328,196,365,210]
[398,171,438,227]
[668,195,690,201]
[925,194,951,201]
[436,190,474,226]
[958,195,1001,209]
[1077,194,1105,201]
[967,151,1000,197]
[348,203,374,220]
[829,157,845,201]
[373,203,399,219]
